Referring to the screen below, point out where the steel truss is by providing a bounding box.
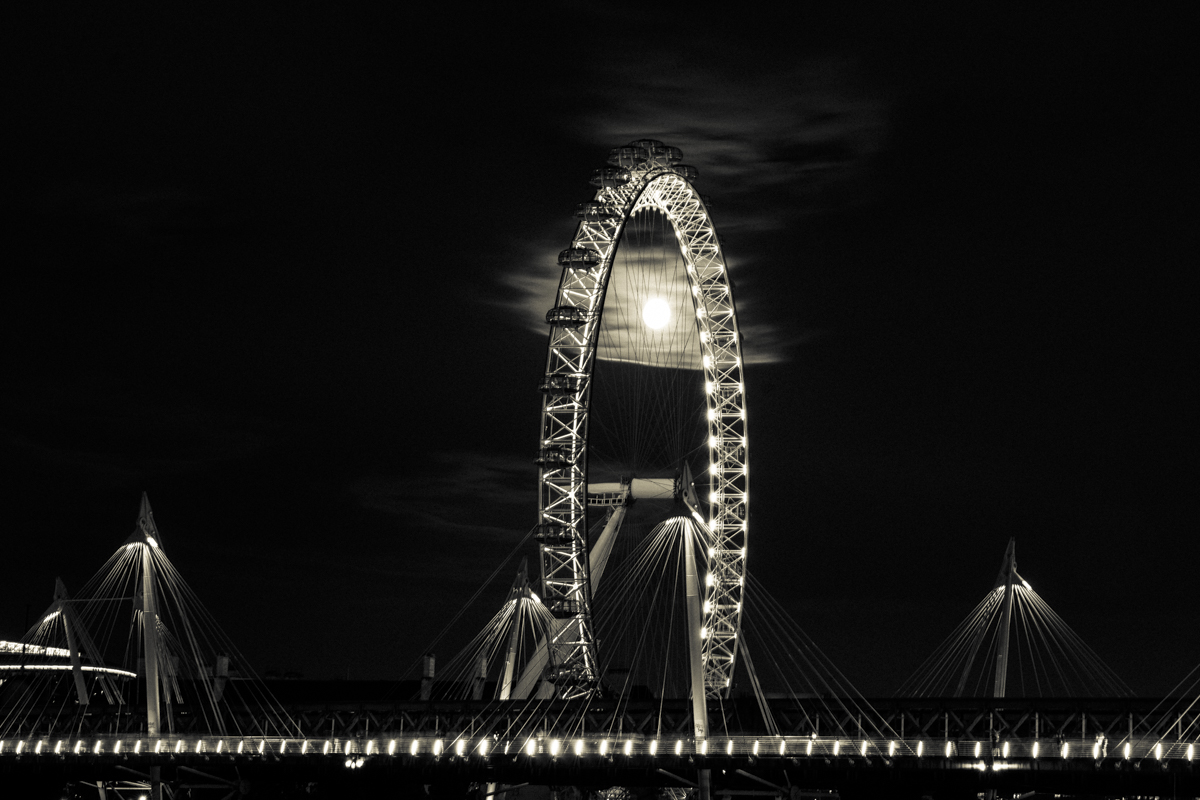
[537,140,748,699]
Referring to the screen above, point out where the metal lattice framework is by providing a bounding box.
[537,140,748,699]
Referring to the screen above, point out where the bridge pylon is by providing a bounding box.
[901,538,1131,698]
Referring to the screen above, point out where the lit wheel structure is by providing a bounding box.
[537,140,748,700]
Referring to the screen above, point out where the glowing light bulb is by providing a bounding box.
[642,298,670,329]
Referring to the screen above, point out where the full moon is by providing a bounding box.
[642,298,670,329]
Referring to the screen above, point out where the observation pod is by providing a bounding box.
[538,374,582,397]
[535,445,575,468]
[670,164,700,180]
[607,146,649,168]
[534,523,573,544]
[573,202,618,222]
[545,305,588,328]
[643,143,683,167]
[589,167,630,189]
[558,248,600,270]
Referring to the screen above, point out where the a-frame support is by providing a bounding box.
[992,538,1019,698]
[125,493,164,735]
[953,537,1024,697]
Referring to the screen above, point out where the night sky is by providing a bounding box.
[3,6,1194,698]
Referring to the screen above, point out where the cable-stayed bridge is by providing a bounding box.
[3,142,1197,800]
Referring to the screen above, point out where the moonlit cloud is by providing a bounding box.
[496,56,884,365]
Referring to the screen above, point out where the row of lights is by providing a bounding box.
[1,737,1194,763]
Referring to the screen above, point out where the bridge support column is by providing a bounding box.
[142,544,161,736]
[149,765,162,800]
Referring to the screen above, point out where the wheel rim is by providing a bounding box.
[538,140,748,699]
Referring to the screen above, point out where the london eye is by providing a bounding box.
[535,140,749,711]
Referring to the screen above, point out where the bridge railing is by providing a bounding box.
[1,733,1196,765]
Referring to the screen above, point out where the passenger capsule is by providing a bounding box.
[626,138,665,151]
[535,446,574,468]
[558,248,600,270]
[589,167,630,189]
[573,202,618,222]
[648,145,684,166]
[606,146,649,168]
[538,374,582,396]
[670,164,699,180]
[534,523,573,543]
[545,305,588,328]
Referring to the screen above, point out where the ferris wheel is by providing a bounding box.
[535,140,749,705]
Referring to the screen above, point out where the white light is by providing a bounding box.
[1033,741,1040,759]
[702,355,712,368]
[916,741,924,757]
[944,741,952,758]
[861,740,868,756]
[833,740,841,756]
[806,740,813,756]
[218,740,224,754]
[280,741,287,755]
[700,628,709,639]
[649,740,658,756]
[779,740,786,755]
[705,381,714,394]
[237,740,244,754]
[37,741,44,754]
[16,741,23,754]
[1062,742,1070,759]
[74,740,83,754]
[410,740,419,756]
[550,739,560,757]
[454,740,464,756]
[1093,742,1100,759]
[433,739,443,756]
[677,740,684,756]
[1123,742,1130,759]
[707,409,716,421]
[575,740,584,756]
[1188,744,1194,762]
[974,741,981,758]
[146,536,159,548]
[196,740,203,754]
[624,740,633,756]
[1022,579,1031,590]
[529,591,540,604]
[700,740,707,755]
[703,600,711,613]
[600,739,609,756]
[1002,741,1009,758]
[132,740,139,755]
[726,740,733,755]
[476,740,486,756]
[323,741,331,755]
[526,739,536,757]
[709,436,718,449]
[888,741,896,756]
[176,740,183,754]
[344,740,352,756]
[642,298,670,329]
[302,740,309,754]
[1155,742,1163,760]
[751,740,759,756]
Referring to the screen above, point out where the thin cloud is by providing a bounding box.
[494,57,882,365]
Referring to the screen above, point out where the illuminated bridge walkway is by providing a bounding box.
[5,697,1200,798]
